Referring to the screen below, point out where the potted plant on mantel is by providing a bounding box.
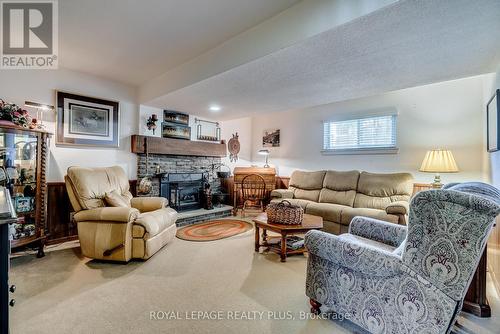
[0,99,37,129]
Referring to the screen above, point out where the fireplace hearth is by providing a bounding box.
[160,172,207,212]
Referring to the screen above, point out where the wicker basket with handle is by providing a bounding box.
[266,200,304,225]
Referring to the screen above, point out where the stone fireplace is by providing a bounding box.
[137,154,222,197]
[133,136,232,225]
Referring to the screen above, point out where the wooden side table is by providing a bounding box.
[412,183,435,195]
[233,167,276,215]
[253,213,323,262]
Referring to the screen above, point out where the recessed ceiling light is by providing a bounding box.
[209,105,221,112]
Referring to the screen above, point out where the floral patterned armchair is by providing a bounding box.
[305,182,500,334]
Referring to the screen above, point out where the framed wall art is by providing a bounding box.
[262,129,280,147]
[487,89,499,152]
[163,110,189,126]
[56,91,119,147]
[162,122,191,140]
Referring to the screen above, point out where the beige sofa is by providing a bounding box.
[65,166,177,262]
[271,170,413,234]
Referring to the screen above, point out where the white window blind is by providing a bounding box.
[323,114,397,152]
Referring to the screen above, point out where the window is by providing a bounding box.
[323,114,398,154]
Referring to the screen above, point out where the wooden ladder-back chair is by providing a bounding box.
[241,174,267,218]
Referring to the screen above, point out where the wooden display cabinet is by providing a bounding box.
[0,124,50,258]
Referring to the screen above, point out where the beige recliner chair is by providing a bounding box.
[65,166,177,262]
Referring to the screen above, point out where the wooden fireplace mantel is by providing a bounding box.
[131,135,227,157]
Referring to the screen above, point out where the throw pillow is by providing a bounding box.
[104,190,130,207]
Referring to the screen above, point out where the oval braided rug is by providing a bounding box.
[176,219,253,242]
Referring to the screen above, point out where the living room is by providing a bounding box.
[0,1,499,333]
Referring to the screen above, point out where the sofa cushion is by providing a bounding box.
[132,207,177,238]
[292,188,321,202]
[289,170,326,190]
[322,170,360,191]
[305,202,347,224]
[353,172,413,210]
[105,190,131,207]
[320,189,357,206]
[340,207,399,226]
[319,170,360,206]
[288,170,326,202]
[353,193,392,211]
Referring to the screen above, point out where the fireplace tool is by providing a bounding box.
[138,137,153,195]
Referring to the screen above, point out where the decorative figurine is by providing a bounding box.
[228,133,240,163]
[146,114,158,134]
[204,183,213,210]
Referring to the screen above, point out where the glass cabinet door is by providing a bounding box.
[0,131,38,241]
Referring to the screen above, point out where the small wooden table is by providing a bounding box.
[253,213,323,262]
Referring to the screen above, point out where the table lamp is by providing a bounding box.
[258,149,270,168]
[24,101,54,128]
[419,149,459,188]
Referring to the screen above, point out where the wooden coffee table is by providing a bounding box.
[253,213,323,262]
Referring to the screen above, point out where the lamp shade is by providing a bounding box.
[420,149,459,173]
[24,101,54,111]
[258,149,270,156]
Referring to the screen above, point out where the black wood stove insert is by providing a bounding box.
[159,172,207,212]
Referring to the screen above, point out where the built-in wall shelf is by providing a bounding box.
[130,135,227,157]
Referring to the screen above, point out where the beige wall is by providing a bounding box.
[483,67,500,188]
[221,117,253,170]
[0,68,138,181]
[484,65,500,296]
[247,75,487,183]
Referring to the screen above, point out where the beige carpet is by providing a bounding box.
[9,219,500,334]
